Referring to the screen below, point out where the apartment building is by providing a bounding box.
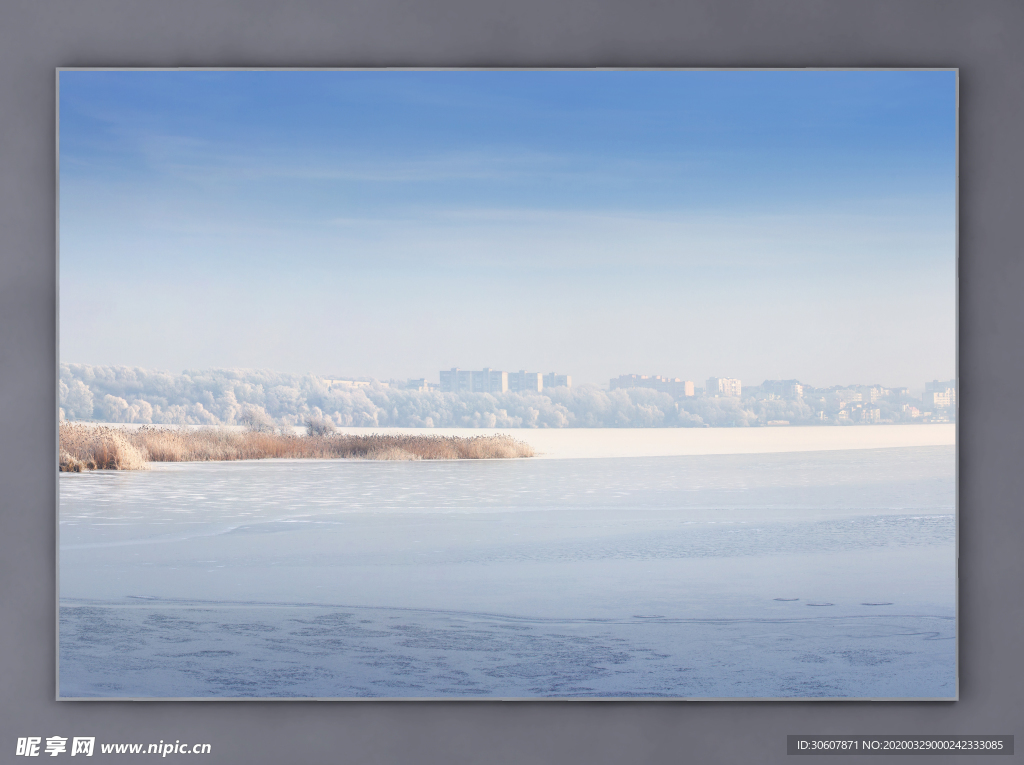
[925,379,957,409]
[706,377,742,397]
[542,372,572,389]
[472,368,508,394]
[440,368,563,394]
[508,370,543,393]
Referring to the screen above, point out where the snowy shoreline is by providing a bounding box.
[77,422,955,459]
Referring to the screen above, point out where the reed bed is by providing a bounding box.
[59,423,534,471]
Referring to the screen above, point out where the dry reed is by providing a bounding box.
[59,423,149,471]
[58,423,534,471]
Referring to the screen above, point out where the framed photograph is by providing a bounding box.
[57,69,957,699]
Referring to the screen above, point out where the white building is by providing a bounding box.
[508,370,543,393]
[857,385,890,403]
[706,377,742,397]
[472,368,508,394]
[542,372,572,389]
[925,379,957,409]
[439,368,471,393]
[927,389,954,409]
[442,368,552,394]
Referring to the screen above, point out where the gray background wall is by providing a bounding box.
[2,1,1021,762]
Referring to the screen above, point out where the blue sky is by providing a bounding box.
[59,70,956,388]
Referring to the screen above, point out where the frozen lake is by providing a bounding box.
[59,439,956,699]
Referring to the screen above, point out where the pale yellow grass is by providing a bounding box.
[58,423,533,471]
[59,424,148,471]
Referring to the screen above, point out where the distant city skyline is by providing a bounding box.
[317,365,956,394]
[59,70,956,389]
[59,359,958,428]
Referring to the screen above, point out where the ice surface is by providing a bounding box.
[59,444,956,698]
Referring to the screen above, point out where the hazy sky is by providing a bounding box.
[59,70,956,389]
